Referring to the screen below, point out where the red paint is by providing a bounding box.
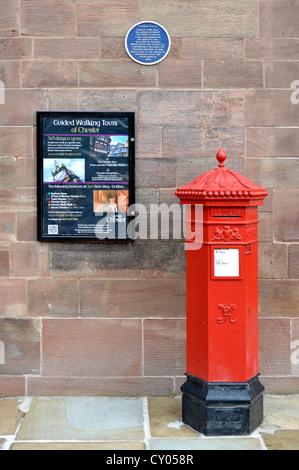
[176,150,268,383]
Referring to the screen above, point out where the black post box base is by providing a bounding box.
[181,373,264,436]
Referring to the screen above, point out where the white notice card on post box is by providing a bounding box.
[214,249,239,277]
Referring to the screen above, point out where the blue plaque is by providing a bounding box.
[125,21,171,65]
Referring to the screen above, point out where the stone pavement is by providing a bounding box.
[0,395,298,450]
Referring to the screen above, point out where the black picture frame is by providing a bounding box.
[37,111,135,242]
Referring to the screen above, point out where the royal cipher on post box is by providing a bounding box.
[175,149,268,436]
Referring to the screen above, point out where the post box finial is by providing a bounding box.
[216,149,226,167]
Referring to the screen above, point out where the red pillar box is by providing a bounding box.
[175,150,268,436]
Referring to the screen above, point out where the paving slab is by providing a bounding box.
[148,397,200,438]
[16,397,145,442]
[0,399,24,435]
[149,437,264,450]
[261,430,299,451]
[262,395,299,431]
[11,442,146,450]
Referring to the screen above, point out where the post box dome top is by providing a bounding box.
[175,149,268,203]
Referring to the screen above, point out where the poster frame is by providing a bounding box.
[36,111,135,243]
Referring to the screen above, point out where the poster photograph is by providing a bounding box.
[37,112,135,241]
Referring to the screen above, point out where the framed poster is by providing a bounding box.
[37,112,135,242]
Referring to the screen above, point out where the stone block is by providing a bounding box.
[0,127,32,158]
[144,319,186,376]
[265,61,299,88]
[0,38,32,59]
[262,158,299,189]
[28,279,78,317]
[0,213,16,242]
[258,243,288,279]
[80,279,185,318]
[16,158,36,188]
[79,60,156,88]
[163,127,244,159]
[0,376,25,397]
[182,38,244,60]
[33,38,100,59]
[245,90,298,127]
[20,0,76,36]
[42,319,142,377]
[17,213,36,241]
[0,60,20,87]
[204,60,263,89]
[0,318,40,374]
[0,247,9,276]
[0,89,47,126]
[0,189,36,212]
[288,245,299,279]
[260,0,299,38]
[0,157,16,189]
[27,376,173,397]
[246,38,299,60]
[140,0,259,38]
[246,128,299,158]
[21,60,78,88]
[10,243,39,277]
[274,190,299,242]
[259,280,299,317]
[136,127,162,158]
[138,91,228,128]
[77,1,139,37]
[136,158,177,188]
[158,60,202,88]
[259,318,291,376]
[77,90,138,112]
[0,0,19,32]
[0,279,26,316]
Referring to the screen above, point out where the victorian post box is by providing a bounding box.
[175,149,268,436]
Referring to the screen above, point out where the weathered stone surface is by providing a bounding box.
[289,245,299,279]
[42,319,142,377]
[182,38,244,60]
[34,38,100,59]
[265,61,299,88]
[140,0,259,37]
[0,38,32,59]
[77,1,139,37]
[246,91,298,127]
[0,319,40,374]
[246,38,299,60]
[204,60,263,88]
[158,60,202,88]
[138,91,228,128]
[22,60,78,88]
[0,0,19,33]
[20,0,76,36]
[259,281,299,317]
[258,243,288,279]
[27,376,173,397]
[0,399,24,435]
[144,319,186,376]
[16,397,145,441]
[274,190,299,242]
[80,279,185,318]
[260,0,299,38]
[79,60,156,88]
[247,128,299,158]
[10,243,39,278]
[259,318,291,376]
[0,127,32,158]
[261,430,299,451]
[28,279,78,317]
[0,280,26,316]
[262,159,299,189]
